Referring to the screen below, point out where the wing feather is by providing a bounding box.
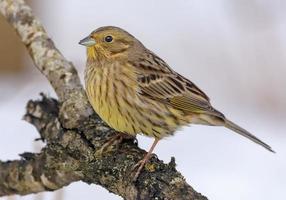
[132,50,224,118]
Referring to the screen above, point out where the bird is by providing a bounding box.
[79,26,274,180]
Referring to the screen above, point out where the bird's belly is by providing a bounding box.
[94,97,137,135]
[85,68,189,138]
[86,70,139,135]
[92,95,188,139]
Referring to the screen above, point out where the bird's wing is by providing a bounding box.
[132,50,224,118]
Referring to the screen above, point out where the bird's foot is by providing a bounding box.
[131,138,160,181]
[96,134,123,156]
[131,153,158,181]
[96,133,135,157]
[132,155,150,181]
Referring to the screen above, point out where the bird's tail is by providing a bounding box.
[224,119,275,153]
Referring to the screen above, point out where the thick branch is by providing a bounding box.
[1,96,207,200]
[0,148,83,196]
[0,0,208,199]
[0,0,80,102]
[0,0,93,129]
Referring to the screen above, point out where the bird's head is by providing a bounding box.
[79,26,139,60]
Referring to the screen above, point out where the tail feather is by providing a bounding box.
[224,119,275,153]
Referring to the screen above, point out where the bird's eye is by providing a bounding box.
[104,35,113,43]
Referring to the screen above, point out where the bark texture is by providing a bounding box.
[0,0,208,199]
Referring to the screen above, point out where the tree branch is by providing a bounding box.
[0,0,80,101]
[0,0,208,199]
[1,95,207,199]
[0,0,93,129]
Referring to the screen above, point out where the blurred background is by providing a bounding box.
[0,0,285,199]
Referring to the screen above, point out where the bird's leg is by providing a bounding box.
[97,133,133,156]
[96,134,121,156]
[132,138,160,181]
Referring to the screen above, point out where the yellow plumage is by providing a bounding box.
[80,26,274,179]
[85,58,188,138]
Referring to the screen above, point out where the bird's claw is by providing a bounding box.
[96,134,123,157]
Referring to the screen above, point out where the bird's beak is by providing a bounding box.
[79,36,96,47]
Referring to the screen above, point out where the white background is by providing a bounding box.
[0,0,285,199]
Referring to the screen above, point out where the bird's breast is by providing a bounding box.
[85,62,139,135]
[85,61,189,138]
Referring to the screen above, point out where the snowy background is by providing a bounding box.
[0,0,285,199]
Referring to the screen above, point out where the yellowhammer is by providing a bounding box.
[80,26,274,179]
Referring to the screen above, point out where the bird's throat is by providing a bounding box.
[87,46,108,62]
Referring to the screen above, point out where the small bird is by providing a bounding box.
[79,26,274,179]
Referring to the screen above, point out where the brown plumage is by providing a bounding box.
[80,26,274,180]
